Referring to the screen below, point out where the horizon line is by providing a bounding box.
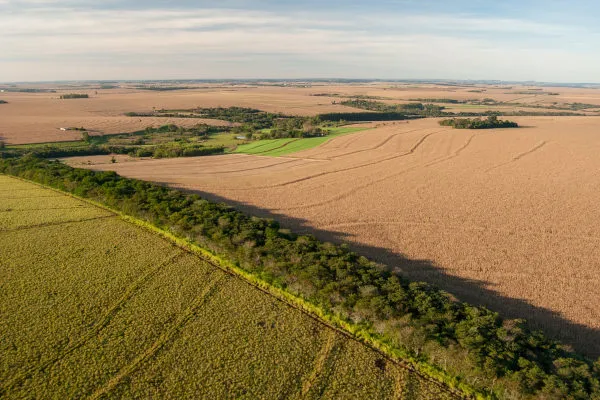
[2,78,599,87]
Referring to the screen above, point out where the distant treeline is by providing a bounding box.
[339,98,590,118]
[440,116,519,129]
[0,88,56,93]
[312,93,391,100]
[135,86,195,91]
[318,112,417,122]
[506,91,559,95]
[408,98,499,105]
[127,107,282,129]
[409,98,464,104]
[0,124,226,160]
[2,156,599,399]
[517,102,600,112]
[128,107,338,139]
[60,94,89,99]
[452,110,582,117]
[0,144,224,159]
[340,99,445,116]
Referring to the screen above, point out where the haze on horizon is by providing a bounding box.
[1,0,599,83]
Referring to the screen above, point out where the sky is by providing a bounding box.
[1,0,599,83]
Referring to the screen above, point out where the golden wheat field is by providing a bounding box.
[68,114,600,358]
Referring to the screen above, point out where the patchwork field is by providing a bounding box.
[0,85,357,144]
[232,126,370,156]
[0,175,455,399]
[69,115,600,358]
[3,82,600,145]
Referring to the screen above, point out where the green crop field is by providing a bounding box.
[0,175,454,399]
[232,126,369,156]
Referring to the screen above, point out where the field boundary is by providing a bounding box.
[3,174,472,399]
[232,126,371,157]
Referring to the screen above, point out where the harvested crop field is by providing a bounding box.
[0,85,357,145]
[0,175,454,399]
[70,116,600,358]
[3,82,600,145]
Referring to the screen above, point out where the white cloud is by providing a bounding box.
[0,5,598,82]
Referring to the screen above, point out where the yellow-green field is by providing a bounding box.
[232,126,369,156]
[0,175,455,399]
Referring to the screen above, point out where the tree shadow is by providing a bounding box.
[159,182,600,360]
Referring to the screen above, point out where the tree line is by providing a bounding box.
[317,112,417,122]
[1,156,598,399]
[60,94,89,99]
[0,143,224,159]
[339,99,445,117]
[128,107,338,140]
[439,116,519,129]
[0,123,235,160]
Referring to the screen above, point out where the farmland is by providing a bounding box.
[70,114,600,360]
[3,81,600,145]
[233,126,370,156]
[0,175,454,399]
[5,80,600,398]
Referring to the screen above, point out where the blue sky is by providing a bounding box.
[1,0,599,82]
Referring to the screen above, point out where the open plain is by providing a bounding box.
[3,82,600,144]
[68,114,600,358]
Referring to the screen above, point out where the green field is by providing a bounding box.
[232,126,368,156]
[0,175,454,399]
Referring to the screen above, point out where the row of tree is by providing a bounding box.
[439,116,519,129]
[128,107,338,140]
[0,142,224,160]
[340,99,446,117]
[2,156,598,399]
[60,93,89,99]
[318,111,416,121]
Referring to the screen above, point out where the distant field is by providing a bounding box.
[233,126,369,156]
[3,82,600,145]
[0,175,454,399]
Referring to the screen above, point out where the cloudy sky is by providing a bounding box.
[1,0,599,82]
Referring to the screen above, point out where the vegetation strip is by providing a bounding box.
[2,158,600,399]
[116,216,465,399]
[439,116,519,129]
[2,172,469,399]
[1,174,461,399]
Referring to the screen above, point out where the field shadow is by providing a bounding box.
[160,183,600,360]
